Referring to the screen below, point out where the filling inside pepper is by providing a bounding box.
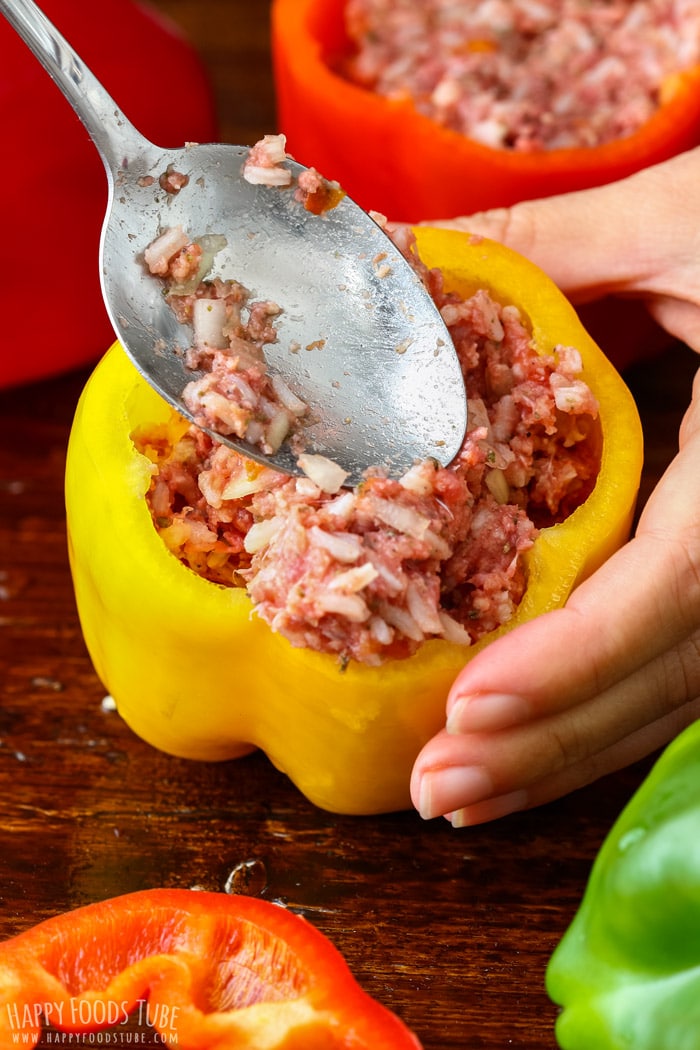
[133,214,601,667]
[339,0,700,151]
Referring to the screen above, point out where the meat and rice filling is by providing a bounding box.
[144,223,308,457]
[341,0,700,151]
[135,221,600,667]
[142,139,345,459]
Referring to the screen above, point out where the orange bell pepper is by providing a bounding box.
[271,0,700,222]
[65,228,643,816]
[0,889,421,1049]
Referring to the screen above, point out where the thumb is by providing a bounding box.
[426,148,700,304]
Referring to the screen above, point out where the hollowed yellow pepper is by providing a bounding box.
[65,228,643,815]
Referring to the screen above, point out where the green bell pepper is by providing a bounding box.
[547,717,700,1050]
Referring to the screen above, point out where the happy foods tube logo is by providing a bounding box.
[4,999,181,1046]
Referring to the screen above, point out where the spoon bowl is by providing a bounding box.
[1,0,467,484]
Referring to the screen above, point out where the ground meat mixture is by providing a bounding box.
[135,225,600,667]
[142,137,346,458]
[341,0,700,151]
[243,133,345,213]
[144,223,309,456]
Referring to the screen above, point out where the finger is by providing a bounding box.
[647,296,700,353]
[677,363,700,449]
[441,529,699,739]
[450,697,700,827]
[426,180,657,296]
[427,149,700,303]
[412,631,700,822]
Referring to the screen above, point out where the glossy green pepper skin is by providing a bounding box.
[547,718,700,1050]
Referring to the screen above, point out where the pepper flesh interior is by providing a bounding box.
[0,890,422,1047]
[34,908,308,1008]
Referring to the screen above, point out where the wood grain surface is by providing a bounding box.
[1,2,698,1047]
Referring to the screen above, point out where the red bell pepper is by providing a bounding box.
[0,888,421,1049]
[271,0,700,222]
[0,0,218,390]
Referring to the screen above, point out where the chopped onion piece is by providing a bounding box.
[316,591,371,623]
[328,562,379,593]
[264,409,292,453]
[406,580,443,634]
[221,468,278,500]
[193,298,228,349]
[368,495,432,540]
[438,611,473,646]
[244,517,283,554]
[243,165,293,187]
[158,232,227,295]
[325,490,357,522]
[309,526,363,563]
[269,374,308,416]
[244,419,266,447]
[295,477,322,500]
[226,373,258,409]
[257,133,288,164]
[197,233,228,257]
[399,462,436,496]
[144,226,189,275]
[485,468,511,504]
[191,388,247,435]
[377,601,424,642]
[298,454,349,494]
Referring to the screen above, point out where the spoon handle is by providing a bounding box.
[0,0,149,175]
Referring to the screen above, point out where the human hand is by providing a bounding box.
[411,149,700,826]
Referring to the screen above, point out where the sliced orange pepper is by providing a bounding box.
[65,228,643,815]
[0,889,420,1049]
[271,0,700,222]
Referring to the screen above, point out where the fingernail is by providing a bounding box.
[450,789,529,828]
[418,765,493,820]
[446,693,529,734]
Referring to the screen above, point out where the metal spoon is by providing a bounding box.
[1,0,467,484]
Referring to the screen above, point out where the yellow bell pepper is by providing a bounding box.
[65,228,643,815]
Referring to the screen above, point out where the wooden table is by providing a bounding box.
[1,2,698,1046]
